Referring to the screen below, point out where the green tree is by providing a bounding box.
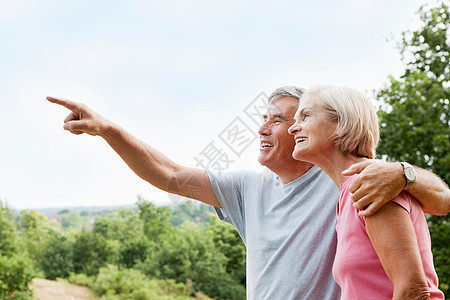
[93,217,127,240]
[19,210,52,231]
[72,230,119,276]
[18,210,58,271]
[137,197,171,241]
[0,203,37,299]
[119,236,153,268]
[0,253,35,299]
[61,211,89,230]
[428,216,450,294]
[69,265,201,300]
[376,1,449,294]
[93,209,142,241]
[92,208,152,269]
[170,202,215,227]
[41,232,74,280]
[0,200,18,256]
[377,1,449,182]
[208,216,246,286]
[138,222,245,300]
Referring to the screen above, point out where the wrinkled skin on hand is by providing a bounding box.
[47,96,112,136]
[342,159,405,217]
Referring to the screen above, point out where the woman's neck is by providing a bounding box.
[314,151,367,187]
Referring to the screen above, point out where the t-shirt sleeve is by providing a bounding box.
[390,191,412,214]
[207,170,247,241]
[360,191,413,223]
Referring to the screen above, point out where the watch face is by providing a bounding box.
[405,168,415,180]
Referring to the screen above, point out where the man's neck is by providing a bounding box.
[272,161,315,184]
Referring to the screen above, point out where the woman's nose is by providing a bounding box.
[288,121,300,135]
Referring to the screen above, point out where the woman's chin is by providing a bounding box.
[292,149,315,164]
[292,150,304,161]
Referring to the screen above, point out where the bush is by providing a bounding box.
[41,233,74,279]
[18,210,59,273]
[427,215,450,295]
[93,265,149,295]
[137,222,246,300]
[73,230,119,276]
[0,254,35,299]
[208,216,246,286]
[0,200,18,256]
[119,236,153,268]
[68,272,94,287]
[69,265,199,300]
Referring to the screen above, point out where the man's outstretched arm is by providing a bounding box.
[342,159,450,216]
[47,96,221,208]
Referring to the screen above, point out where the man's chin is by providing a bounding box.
[257,155,268,167]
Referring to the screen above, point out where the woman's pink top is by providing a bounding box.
[332,175,444,299]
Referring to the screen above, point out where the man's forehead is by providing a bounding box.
[265,103,282,115]
[265,97,299,116]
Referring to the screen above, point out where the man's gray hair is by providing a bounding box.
[268,86,306,104]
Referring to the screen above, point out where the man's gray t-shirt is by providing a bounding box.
[208,165,340,300]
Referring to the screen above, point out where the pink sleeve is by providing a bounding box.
[359,191,412,223]
[391,191,412,214]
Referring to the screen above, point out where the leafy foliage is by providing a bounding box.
[119,236,153,269]
[0,194,247,299]
[137,222,245,300]
[376,1,449,295]
[73,230,119,276]
[0,253,35,299]
[137,197,172,240]
[427,215,450,293]
[68,265,204,300]
[41,232,74,280]
[208,216,246,286]
[170,202,216,227]
[0,202,37,299]
[376,1,449,183]
[61,211,90,230]
[18,210,58,272]
[0,200,18,256]
[9,197,246,299]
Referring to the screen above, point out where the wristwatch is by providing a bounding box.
[400,162,416,190]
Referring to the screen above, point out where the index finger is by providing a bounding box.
[46,96,78,111]
[342,160,372,176]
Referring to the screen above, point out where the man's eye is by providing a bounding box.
[302,114,309,121]
[274,119,282,123]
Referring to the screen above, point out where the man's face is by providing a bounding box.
[258,97,299,171]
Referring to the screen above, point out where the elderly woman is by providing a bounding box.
[288,86,444,299]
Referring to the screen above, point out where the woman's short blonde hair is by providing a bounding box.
[302,85,379,159]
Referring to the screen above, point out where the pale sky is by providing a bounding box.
[0,0,432,209]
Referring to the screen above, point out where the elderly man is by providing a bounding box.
[47,86,449,300]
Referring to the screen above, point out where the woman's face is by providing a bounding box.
[288,96,337,163]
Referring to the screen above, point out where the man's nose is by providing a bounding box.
[258,122,271,136]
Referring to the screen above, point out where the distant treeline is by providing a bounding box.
[0,197,246,299]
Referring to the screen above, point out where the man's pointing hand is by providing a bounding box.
[47,96,112,136]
